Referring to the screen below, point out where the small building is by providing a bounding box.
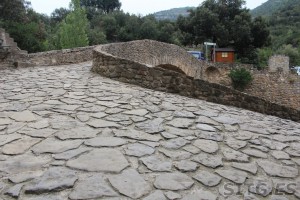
[212,48,235,63]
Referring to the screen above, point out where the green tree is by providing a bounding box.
[257,47,273,69]
[157,21,177,43]
[6,21,47,52]
[80,0,121,14]
[139,17,159,40]
[177,15,194,46]
[50,8,70,25]
[251,17,270,48]
[229,68,253,90]
[99,15,119,42]
[88,28,107,45]
[117,14,141,41]
[0,0,29,22]
[1,0,48,53]
[58,0,89,49]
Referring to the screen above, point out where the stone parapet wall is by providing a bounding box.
[4,46,95,67]
[92,48,300,122]
[25,46,95,66]
[98,40,204,77]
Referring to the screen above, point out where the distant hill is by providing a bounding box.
[251,0,300,66]
[251,0,289,18]
[153,7,195,21]
[266,0,300,49]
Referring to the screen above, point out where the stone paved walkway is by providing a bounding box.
[0,62,300,200]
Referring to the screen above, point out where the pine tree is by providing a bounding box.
[58,0,89,49]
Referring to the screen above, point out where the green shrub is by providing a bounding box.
[229,68,253,90]
[257,47,273,70]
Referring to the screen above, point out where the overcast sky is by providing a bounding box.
[29,0,268,16]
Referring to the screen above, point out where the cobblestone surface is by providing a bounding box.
[0,62,300,199]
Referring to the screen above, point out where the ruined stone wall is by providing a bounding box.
[201,62,254,85]
[246,71,300,110]
[92,48,300,122]
[268,55,289,74]
[0,28,27,54]
[0,28,27,66]
[199,62,299,111]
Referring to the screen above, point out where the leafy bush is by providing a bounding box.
[229,68,253,90]
[257,47,273,70]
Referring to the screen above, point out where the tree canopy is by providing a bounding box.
[58,0,89,49]
[253,0,300,67]
[0,0,48,52]
[177,0,270,62]
[80,0,121,14]
[0,0,29,22]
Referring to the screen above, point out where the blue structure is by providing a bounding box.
[188,51,205,61]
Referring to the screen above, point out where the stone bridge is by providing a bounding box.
[0,38,300,200]
[94,40,204,78]
[0,38,299,121]
[92,40,251,85]
[92,40,299,122]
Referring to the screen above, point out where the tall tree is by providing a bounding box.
[177,0,270,62]
[58,0,89,49]
[50,8,70,25]
[0,0,30,22]
[251,16,270,48]
[139,16,159,40]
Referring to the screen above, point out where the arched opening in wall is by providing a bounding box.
[155,64,185,74]
[205,66,221,82]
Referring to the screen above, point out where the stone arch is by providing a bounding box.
[93,40,205,78]
[204,66,221,82]
[155,64,185,74]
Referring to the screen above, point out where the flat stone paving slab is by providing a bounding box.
[66,148,129,172]
[69,174,118,199]
[0,62,299,199]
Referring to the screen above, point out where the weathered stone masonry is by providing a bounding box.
[269,55,289,74]
[98,39,203,77]
[92,41,300,122]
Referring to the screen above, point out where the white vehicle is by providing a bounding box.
[293,66,300,75]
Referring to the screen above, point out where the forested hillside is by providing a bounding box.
[252,0,300,67]
[268,0,300,49]
[251,0,289,18]
[153,7,195,21]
